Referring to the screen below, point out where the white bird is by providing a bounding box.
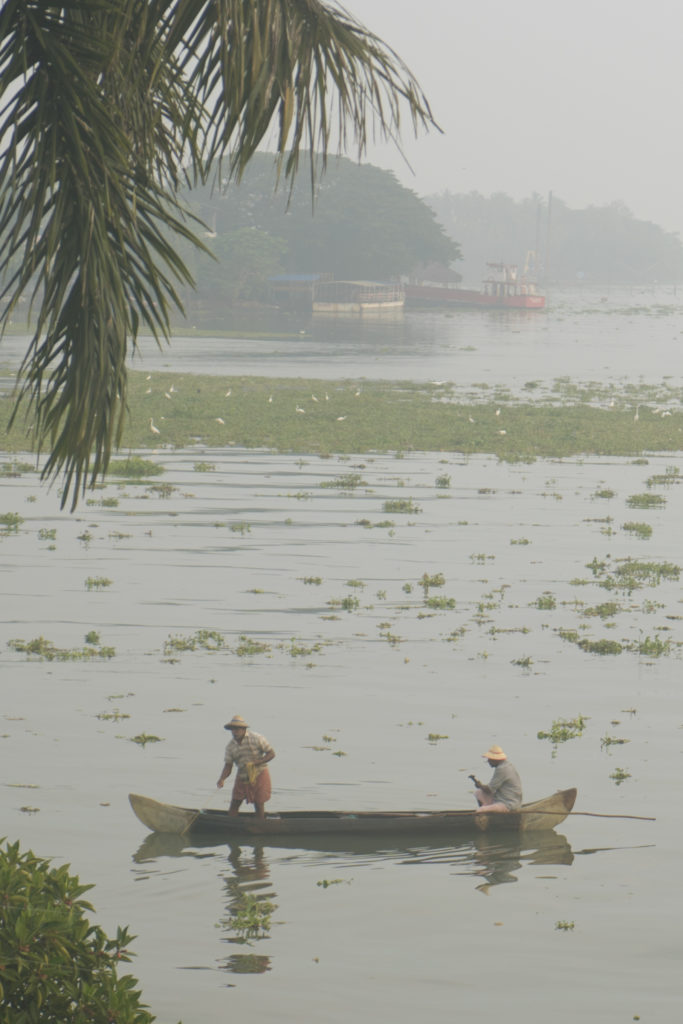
[149,418,160,435]
[661,410,672,417]
[468,416,475,424]
[145,387,152,394]
[225,389,232,397]
[296,405,305,414]
[169,385,176,393]
[164,392,172,400]
[634,405,641,422]
[268,395,273,403]
[311,394,318,402]
[146,375,152,381]
[336,415,347,421]
[355,389,361,397]
[495,408,501,417]
[216,417,225,425]
[325,392,330,401]
[430,380,447,386]
[498,429,507,435]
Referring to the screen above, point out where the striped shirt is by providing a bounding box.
[224,730,274,780]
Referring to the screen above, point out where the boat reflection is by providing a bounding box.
[132,827,575,894]
[218,845,274,976]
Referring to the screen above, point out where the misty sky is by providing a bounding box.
[345,0,682,237]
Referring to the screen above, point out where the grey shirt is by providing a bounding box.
[488,760,523,810]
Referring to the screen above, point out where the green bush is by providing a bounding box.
[0,839,165,1023]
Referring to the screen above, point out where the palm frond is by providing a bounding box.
[0,0,436,508]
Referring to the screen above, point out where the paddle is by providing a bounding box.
[519,810,655,821]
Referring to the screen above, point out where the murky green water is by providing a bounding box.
[2,289,681,1022]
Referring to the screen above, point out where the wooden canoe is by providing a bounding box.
[129,788,577,838]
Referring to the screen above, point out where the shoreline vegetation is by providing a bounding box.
[1,370,681,462]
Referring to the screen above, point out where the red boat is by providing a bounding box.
[405,262,545,310]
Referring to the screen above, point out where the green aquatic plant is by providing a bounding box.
[383,498,421,514]
[424,595,456,609]
[511,655,533,669]
[600,734,629,749]
[320,473,366,489]
[622,521,653,539]
[0,460,36,476]
[636,634,672,657]
[534,593,556,610]
[587,557,680,592]
[163,629,225,654]
[609,767,631,785]
[626,493,666,509]
[578,638,623,655]
[645,466,680,488]
[230,521,251,534]
[593,488,616,499]
[129,734,162,747]
[235,636,271,657]
[228,893,276,938]
[108,456,165,477]
[8,636,115,661]
[146,482,177,498]
[420,572,445,593]
[0,512,23,532]
[193,461,216,472]
[555,921,575,931]
[427,733,448,742]
[435,473,451,488]
[96,709,130,722]
[538,714,588,750]
[85,576,112,591]
[582,602,621,619]
[38,528,57,541]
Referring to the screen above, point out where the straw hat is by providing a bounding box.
[482,744,507,761]
[224,714,249,731]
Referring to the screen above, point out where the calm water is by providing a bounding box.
[2,289,681,1022]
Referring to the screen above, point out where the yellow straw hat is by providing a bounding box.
[224,714,249,731]
[482,744,507,760]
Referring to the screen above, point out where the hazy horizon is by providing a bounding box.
[345,0,682,238]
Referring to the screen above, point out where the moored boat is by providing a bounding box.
[312,279,404,316]
[129,788,577,838]
[405,261,545,309]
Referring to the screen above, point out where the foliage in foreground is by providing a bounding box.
[0,839,165,1023]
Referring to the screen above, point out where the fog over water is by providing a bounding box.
[348,0,683,239]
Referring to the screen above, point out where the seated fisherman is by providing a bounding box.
[470,745,522,813]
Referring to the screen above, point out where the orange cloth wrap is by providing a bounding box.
[232,766,272,806]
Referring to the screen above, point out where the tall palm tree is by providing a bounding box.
[0,0,435,508]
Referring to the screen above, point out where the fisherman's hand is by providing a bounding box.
[217,779,225,788]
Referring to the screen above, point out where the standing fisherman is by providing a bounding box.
[217,715,275,820]
[470,745,523,813]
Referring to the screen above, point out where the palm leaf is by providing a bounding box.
[0,0,436,508]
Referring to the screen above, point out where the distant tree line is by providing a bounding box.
[177,154,459,320]
[426,191,683,285]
